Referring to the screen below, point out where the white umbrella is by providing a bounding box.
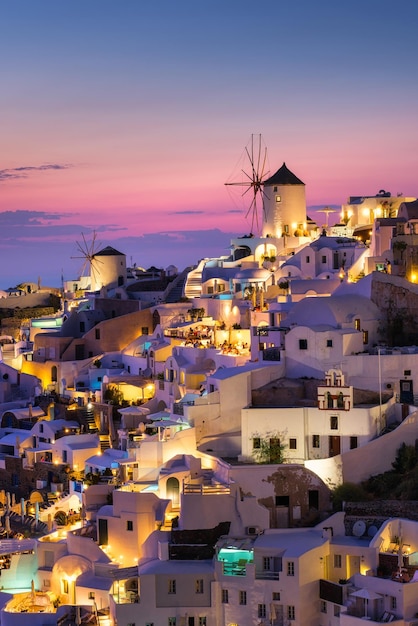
[351,588,382,618]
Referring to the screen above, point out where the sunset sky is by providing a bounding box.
[1,0,418,286]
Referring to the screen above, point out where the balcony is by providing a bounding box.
[340,612,403,625]
[255,568,280,580]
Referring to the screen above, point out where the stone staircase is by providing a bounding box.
[83,405,98,432]
[165,267,192,303]
[184,260,205,299]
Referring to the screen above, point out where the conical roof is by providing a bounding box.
[95,246,125,257]
[264,162,304,186]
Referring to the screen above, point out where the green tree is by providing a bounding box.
[331,482,369,511]
[251,431,287,464]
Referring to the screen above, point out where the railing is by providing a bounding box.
[183,482,230,495]
[222,561,248,576]
[255,569,280,580]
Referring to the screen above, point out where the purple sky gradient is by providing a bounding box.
[1,0,417,287]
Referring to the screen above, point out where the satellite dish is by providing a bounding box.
[353,520,367,537]
[368,525,378,538]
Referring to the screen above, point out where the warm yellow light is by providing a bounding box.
[411,274,417,283]
[363,209,370,217]
[347,210,353,218]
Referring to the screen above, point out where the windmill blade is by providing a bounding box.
[224,134,270,235]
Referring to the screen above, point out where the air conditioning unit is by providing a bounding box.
[246,526,260,536]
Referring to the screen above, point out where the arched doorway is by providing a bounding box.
[166,477,180,508]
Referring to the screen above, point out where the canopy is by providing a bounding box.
[350,589,382,601]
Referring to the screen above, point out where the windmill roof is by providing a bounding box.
[264,162,304,186]
[95,246,125,257]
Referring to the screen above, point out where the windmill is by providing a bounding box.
[71,232,104,290]
[225,134,270,235]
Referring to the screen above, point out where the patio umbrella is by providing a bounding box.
[351,588,382,618]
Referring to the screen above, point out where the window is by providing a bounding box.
[43,579,51,588]
[253,437,261,449]
[391,596,397,609]
[299,339,308,350]
[287,561,295,576]
[126,520,133,531]
[168,619,176,626]
[321,255,326,263]
[273,186,278,192]
[168,579,176,594]
[275,195,281,202]
[354,318,360,330]
[326,339,333,347]
[80,321,85,333]
[306,255,310,263]
[239,590,247,605]
[62,450,67,463]
[334,606,340,617]
[289,438,297,450]
[258,604,266,619]
[330,416,338,430]
[334,554,342,568]
[312,434,320,448]
[40,423,44,433]
[272,592,280,601]
[287,606,295,621]
[89,592,95,599]
[62,580,69,594]
[195,579,204,594]
[198,619,206,626]
[363,330,369,344]
[320,600,327,613]
[141,327,149,335]
[95,328,100,340]
[263,556,272,570]
[222,589,228,603]
[350,436,358,449]
[404,369,411,376]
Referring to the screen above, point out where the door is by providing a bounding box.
[98,519,108,545]
[166,477,180,508]
[329,436,341,457]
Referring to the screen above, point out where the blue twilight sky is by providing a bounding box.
[0,0,418,287]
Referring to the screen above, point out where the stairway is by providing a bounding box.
[99,434,111,452]
[165,267,192,303]
[83,405,97,432]
[184,260,206,299]
[352,270,365,283]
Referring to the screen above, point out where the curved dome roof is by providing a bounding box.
[52,554,92,579]
[284,294,381,328]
